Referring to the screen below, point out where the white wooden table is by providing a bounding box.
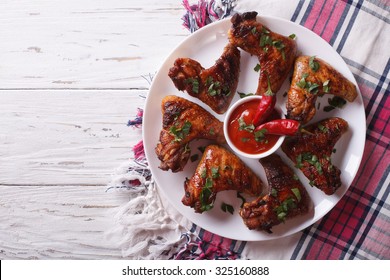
[0,0,188,259]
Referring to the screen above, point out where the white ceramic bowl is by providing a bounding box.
[223,95,285,159]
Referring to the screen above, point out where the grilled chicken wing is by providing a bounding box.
[228,11,297,95]
[168,43,240,114]
[182,145,264,213]
[155,96,225,172]
[281,117,348,195]
[286,56,358,124]
[240,154,310,233]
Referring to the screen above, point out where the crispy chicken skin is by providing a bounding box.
[182,145,264,213]
[228,11,297,95]
[239,154,310,233]
[155,96,225,172]
[281,117,348,195]
[168,43,240,114]
[286,56,358,124]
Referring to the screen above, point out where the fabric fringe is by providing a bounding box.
[127,108,143,128]
[173,232,239,260]
[132,140,145,161]
[182,0,236,32]
[106,159,187,259]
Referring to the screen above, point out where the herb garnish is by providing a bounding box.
[323,80,330,93]
[260,34,287,57]
[295,152,323,174]
[308,83,320,93]
[254,63,261,72]
[190,154,199,162]
[324,96,346,112]
[206,76,230,96]
[317,124,328,133]
[295,73,319,94]
[260,33,272,49]
[184,78,199,94]
[169,121,192,142]
[237,192,246,207]
[296,73,309,88]
[262,26,270,34]
[200,168,207,179]
[200,177,214,212]
[274,197,297,221]
[221,202,234,215]
[206,76,220,96]
[238,92,255,98]
[211,167,220,179]
[237,118,270,142]
[291,188,301,202]
[265,74,274,96]
[315,161,323,174]
[254,128,267,142]
[296,153,309,168]
[273,40,285,50]
[308,83,320,94]
[309,56,320,72]
[273,40,286,60]
[289,34,296,39]
[251,27,257,35]
[238,117,255,133]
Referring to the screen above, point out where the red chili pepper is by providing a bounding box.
[252,95,276,127]
[254,119,300,136]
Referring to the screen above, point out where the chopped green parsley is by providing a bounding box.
[200,177,214,212]
[169,121,192,142]
[184,78,199,94]
[221,202,234,215]
[309,56,320,72]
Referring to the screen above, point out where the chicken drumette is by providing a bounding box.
[182,145,264,213]
[155,96,225,172]
[240,154,310,233]
[286,56,358,124]
[168,43,240,114]
[281,117,348,195]
[228,11,297,95]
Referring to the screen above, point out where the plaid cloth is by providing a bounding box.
[278,0,390,260]
[126,0,389,260]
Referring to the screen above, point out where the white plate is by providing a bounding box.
[143,16,366,241]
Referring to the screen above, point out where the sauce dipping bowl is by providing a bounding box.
[223,95,285,159]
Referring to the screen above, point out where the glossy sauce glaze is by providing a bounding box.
[227,99,280,155]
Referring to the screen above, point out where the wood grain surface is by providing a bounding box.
[0,0,186,259]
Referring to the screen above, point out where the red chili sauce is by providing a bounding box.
[227,99,280,155]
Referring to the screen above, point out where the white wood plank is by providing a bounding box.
[0,184,131,259]
[0,0,187,89]
[0,90,146,185]
[0,0,188,260]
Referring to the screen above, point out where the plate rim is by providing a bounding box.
[142,15,366,241]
